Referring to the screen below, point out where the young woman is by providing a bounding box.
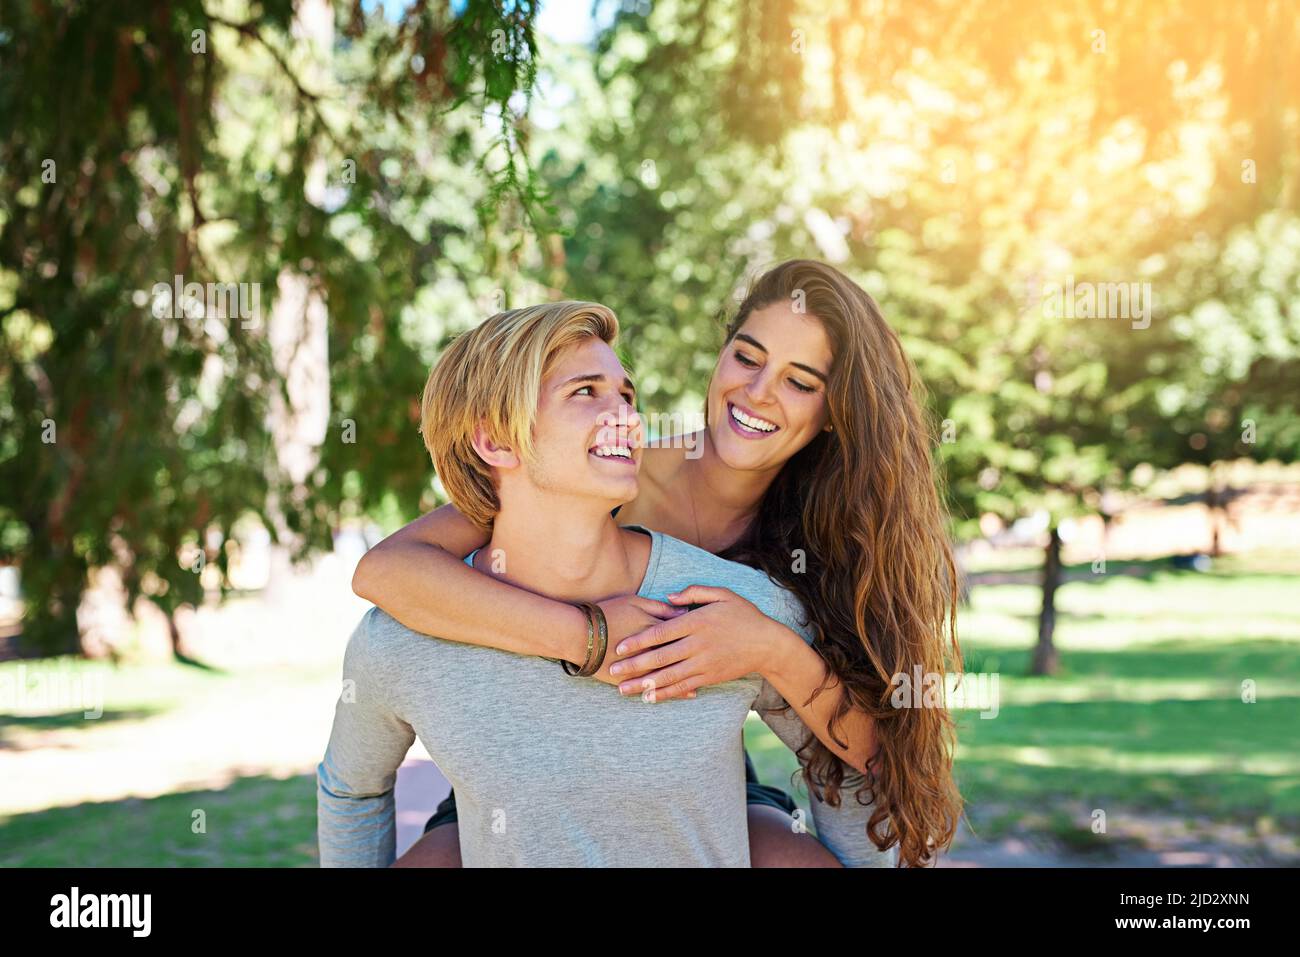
[355,259,964,868]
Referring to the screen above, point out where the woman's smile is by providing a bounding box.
[726,401,782,439]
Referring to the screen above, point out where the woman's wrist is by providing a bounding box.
[757,619,806,684]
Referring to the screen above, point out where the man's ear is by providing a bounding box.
[470,424,521,470]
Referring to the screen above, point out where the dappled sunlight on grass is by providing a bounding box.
[963,575,1300,651]
[960,743,1300,776]
[0,773,318,867]
[0,653,343,817]
[2,557,1296,865]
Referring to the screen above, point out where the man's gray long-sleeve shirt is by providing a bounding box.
[317,525,895,867]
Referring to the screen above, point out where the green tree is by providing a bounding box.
[0,0,543,655]
[520,0,1300,675]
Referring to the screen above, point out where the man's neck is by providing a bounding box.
[476,495,648,603]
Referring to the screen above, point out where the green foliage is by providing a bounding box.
[0,0,543,653]
[526,0,1300,537]
[2,0,1298,656]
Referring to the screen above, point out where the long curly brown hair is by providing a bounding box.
[714,259,964,867]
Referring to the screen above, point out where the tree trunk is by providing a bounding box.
[1207,462,1224,557]
[1031,525,1062,676]
[954,543,972,607]
[19,530,83,657]
[263,0,332,602]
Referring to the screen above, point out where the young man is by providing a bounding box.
[316,301,894,867]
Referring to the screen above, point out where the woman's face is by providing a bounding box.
[705,299,834,474]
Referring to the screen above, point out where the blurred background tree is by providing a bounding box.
[0,0,544,655]
[2,0,1297,670]
[519,0,1300,674]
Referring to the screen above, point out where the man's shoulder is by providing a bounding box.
[347,606,440,660]
[647,532,813,640]
[353,604,407,639]
[649,530,763,583]
[347,606,538,675]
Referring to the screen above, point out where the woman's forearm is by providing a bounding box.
[352,529,589,664]
[762,629,877,776]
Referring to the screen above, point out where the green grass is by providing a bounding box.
[747,559,1300,853]
[3,557,1297,864]
[0,774,319,867]
[0,652,339,866]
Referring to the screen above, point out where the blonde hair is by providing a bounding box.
[420,301,620,530]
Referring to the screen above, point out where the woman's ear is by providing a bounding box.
[470,424,520,470]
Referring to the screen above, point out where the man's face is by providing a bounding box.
[514,337,643,508]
